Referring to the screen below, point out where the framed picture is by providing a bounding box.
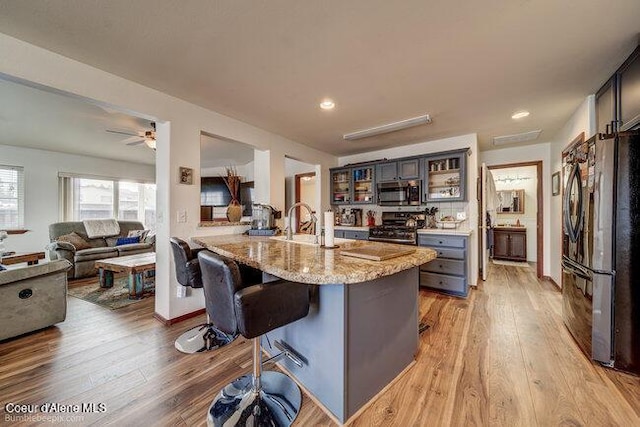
[179,167,193,185]
[552,171,560,196]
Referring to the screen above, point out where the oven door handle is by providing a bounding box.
[368,237,416,245]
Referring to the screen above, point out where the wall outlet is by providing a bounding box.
[456,212,467,221]
[177,285,187,298]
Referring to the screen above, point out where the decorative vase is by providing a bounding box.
[226,199,242,223]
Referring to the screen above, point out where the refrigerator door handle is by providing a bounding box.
[562,258,592,280]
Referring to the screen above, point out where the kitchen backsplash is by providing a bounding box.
[332,202,469,226]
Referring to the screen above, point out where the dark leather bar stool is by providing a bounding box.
[170,238,261,354]
[198,250,310,427]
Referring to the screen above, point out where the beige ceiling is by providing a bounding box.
[1,0,639,155]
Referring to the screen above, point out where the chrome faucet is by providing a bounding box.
[286,202,318,243]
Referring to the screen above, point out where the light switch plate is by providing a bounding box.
[177,209,187,223]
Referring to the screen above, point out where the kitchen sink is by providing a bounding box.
[269,234,353,246]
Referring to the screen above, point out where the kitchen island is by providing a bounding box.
[192,234,436,424]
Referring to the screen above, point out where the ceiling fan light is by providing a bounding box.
[144,139,156,150]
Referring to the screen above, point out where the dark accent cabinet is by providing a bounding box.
[492,227,526,261]
[596,45,640,133]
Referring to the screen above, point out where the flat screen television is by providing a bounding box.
[201,178,254,218]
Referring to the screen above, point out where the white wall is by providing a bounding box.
[339,133,480,287]
[548,95,596,285]
[0,33,338,320]
[0,144,154,254]
[481,143,551,276]
[491,165,538,262]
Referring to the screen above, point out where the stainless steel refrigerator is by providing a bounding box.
[562,130,640,376]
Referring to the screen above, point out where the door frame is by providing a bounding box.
[294,172,316,232]
[488,161,543,278]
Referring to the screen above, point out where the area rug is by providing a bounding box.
[491,259,531,268]
[67,275,154,310]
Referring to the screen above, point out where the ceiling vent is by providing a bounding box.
[493,130,542,146]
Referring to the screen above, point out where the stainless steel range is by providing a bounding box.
[368,212,425,245]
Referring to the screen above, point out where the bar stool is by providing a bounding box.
[170,238,261,354]
[198,250,310,427]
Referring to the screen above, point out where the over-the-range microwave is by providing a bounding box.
[377,180,421,206]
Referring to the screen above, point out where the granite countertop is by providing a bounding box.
[417,228,473,236]
[192,234,436,285]
[198,221,251,227]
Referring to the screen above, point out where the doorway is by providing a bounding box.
[295,172,316,232]
[487,161,543,278]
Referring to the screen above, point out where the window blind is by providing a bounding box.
[0,165,25,229]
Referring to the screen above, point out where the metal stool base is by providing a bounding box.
[174,324,235,354]
[207,371,301,427]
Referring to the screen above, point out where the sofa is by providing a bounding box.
[0,260,71,341]
[47,220,155,279]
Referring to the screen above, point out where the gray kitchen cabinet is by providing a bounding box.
[330,164,376,205]
[422,149,468,202]
[376,162,398,182]
[335,229,368,240]
[418,233,468,297]
[330,168,351,205]
[376,158,420,182]
[398,159,420,179]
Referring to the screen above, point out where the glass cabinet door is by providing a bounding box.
[331,169,351,204]
[424,152,466,202]
[352,166,375,204]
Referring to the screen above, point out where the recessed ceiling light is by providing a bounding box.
[511,110,530,119]
[320,100,335,110]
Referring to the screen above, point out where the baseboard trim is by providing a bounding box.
[153,308,206,326]
[543,276,560,289]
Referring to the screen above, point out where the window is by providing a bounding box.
[74,178,114,220]
[60,175,156,230]
[0,165,25,229]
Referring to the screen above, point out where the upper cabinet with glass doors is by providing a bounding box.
[422,150,467,202]
[330,168,351,205]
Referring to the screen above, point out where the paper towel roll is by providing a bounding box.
[324,211,335,248]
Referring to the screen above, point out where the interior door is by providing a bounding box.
[480,163,488,280]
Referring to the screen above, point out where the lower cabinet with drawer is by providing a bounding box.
[334,229,369,240]
[418,233,468,297]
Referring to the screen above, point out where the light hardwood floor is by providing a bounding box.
[1,264,639,426]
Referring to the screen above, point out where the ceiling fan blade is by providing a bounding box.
[125,139,145,146]
[106,129,138,137]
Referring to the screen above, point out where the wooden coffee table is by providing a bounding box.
[0,251,46,266]
[95,252,156,299]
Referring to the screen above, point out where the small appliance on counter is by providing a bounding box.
[351,209,363,227]
[248,204,280,236]
[340,208,356,226]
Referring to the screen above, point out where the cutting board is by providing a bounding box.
[340,246,416,261]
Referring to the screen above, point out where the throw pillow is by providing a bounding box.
[115,236,140,246]
[144,231,156,245]
[57,232,92,250]
[128,229,149,241]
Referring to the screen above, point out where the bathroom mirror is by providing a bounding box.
[497,189,525,214]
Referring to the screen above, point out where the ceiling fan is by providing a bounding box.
[106,122,156,149]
